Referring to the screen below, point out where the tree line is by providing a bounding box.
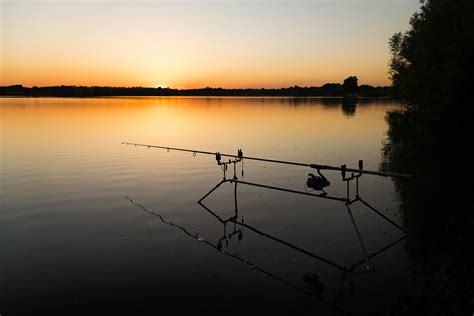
[0,80,387,97]
[389,0,472,109]
[382,1,472,313]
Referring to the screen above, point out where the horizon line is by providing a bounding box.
[2,83,391,90]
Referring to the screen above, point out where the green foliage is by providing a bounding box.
[389,0,473,108]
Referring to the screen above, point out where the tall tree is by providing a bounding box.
[389,0,473,109]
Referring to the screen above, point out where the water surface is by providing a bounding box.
[1,97,415,314]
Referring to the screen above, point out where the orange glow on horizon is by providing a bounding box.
[0,60,392,89]
[0,1,419,89]
[1,38,392,88]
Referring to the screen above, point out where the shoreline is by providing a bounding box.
[0,84,391,98]
[0,95,393,99]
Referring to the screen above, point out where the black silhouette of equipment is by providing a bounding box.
[122,142,410,269]
[126,193,407,311]
[306,170,331,191]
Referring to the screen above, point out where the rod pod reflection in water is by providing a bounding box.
[126,195,406,311]
[122,142,409,268]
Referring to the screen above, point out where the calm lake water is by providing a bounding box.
[1,97,416,314]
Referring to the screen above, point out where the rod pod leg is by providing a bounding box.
[198,179,228,203]
[346,204,372,270]
[233,180,238,217]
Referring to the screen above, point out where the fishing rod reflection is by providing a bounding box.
[123,140,408,268]
[198,174,407,271]
[126,190,406,310]
[197,180,407,272]
[125,196,327,301]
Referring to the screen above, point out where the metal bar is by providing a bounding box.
[197,179,228,203]
[358,197,407,233]
[198,188,349,271]
[122,142,411,178]
[235,219,350,272]
[123,142,217,156]
[197,201,227,223]
[310,164,411,178]
[346,181,350,200]
[230,179,349,203]
[356,177,359,196]
[346,204,371,269]
[125,196,319,299]
[349,234,408,271]
[234,181,238,214]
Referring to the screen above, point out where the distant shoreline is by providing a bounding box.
[0,84,390,98]
[0,95,394,99]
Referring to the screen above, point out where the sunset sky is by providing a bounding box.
[0,0,420,88]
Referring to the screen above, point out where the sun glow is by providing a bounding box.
[0,1,420,88]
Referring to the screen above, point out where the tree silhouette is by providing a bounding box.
[389,0,473,109]
[0,81,389,97]
[382,2,473,312]
[343,76,358,94]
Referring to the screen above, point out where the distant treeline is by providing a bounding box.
[0,84,389,97]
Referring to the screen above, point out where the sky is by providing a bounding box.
[0,0,421,88]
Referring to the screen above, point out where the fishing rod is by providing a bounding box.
[121,142,411,179]
[123,141,409,269]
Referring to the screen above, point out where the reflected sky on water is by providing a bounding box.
[0,97,416,314]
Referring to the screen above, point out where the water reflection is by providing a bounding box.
[126,195,349,312]
[126,177,407,313]
[342,97,357,116]
[125,196,325,298]
[196,175,407,270]
[0,97,410,314]
[282,96,358,116]
[181,150,408,271]
[382,108,473,313]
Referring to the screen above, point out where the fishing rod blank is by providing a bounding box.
[122,142,411,179]
[123,141,409,270]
